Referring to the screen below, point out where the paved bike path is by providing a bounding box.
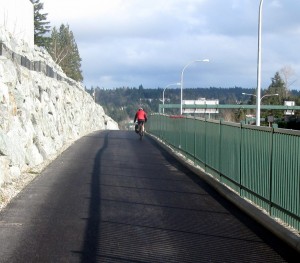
[0,130,298,262]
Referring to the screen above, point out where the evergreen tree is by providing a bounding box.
[30,0,51,47]
[47,24,83,82]
[263,72,286,119]
[265,72,286,102]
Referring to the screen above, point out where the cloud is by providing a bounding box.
[44,0,300,90]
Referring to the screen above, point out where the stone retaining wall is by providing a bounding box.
[0,27,118,197]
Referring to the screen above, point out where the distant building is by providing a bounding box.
[0,0,34,48]
[182,99,219,114]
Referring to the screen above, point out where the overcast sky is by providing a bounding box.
[43,0,300,90]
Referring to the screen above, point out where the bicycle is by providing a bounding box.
[136,122,145,140]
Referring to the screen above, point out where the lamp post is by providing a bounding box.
[242,92,279,124]
[180,59,209,115]
[243,93,279,101]
[256,0,264,126]
[162,82,181,113]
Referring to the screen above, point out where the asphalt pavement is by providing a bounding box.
[0,130,299,262]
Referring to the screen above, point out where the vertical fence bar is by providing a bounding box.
[185,117,195,160]
[271,129,300,231]
[193,117,206,169]
[241,125,273,211]
[219,122,242,192]
[205,119,221,178]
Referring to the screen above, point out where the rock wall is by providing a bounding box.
[0,28,119,196]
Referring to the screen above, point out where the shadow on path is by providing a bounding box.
[80,132,109,262]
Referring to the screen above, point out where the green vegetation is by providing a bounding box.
[30,0,51,47]
[31,0,83,82]
[87,78,300,129]
[46,24,83,82]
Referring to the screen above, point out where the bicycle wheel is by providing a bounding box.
[139,125,144,140]
[140,131,144,140]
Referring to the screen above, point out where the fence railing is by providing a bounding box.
[147,114,300,232]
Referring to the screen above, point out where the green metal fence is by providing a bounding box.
[147,114,300,232]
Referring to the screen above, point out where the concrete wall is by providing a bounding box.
[0,0,34,48]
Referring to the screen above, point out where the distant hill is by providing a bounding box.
[86,86,300,129]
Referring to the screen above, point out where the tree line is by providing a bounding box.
[30,0,83,82]
[87,72,300,130]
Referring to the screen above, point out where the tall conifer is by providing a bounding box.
[30,0,51,47]
[47,24,83,82]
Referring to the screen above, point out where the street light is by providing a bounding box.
[242,92,279,124]
[242,92,279,101]
[256,0,264,126]
[162,82,181,113]
[180,59,209,115]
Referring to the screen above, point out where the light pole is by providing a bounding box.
[180,59,209,115]
[242,92,279,124]
[256,0,264,126]
[243,93,279,101]
[162,82,181,114]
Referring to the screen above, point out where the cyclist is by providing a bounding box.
[134,107,147,136]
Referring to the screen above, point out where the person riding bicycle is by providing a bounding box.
[134,107,147,133]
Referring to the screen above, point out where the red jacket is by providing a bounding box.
[134,110,147,122]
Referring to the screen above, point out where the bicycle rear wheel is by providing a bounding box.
[139,124,144,140]
[139,130,144,140]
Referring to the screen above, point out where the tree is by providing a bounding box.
[265,72,286,100]
[263,72,286,119]
[280,65,296,98]
[30,0,51,47]
[47,24,83,82]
